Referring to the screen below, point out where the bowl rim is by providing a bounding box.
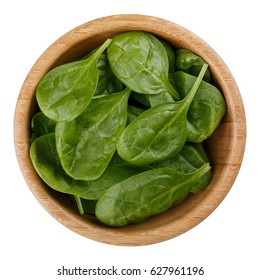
[13,14,246,246]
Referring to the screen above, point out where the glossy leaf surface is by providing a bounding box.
[56,88,130,180]
[78,153,145,199]
[107,31,180,100]
[96,164,211,226]
[30,134,98,198]
[36,39,112,122]
[30,112,55,142]
[151,142,212,192]
[95,53,123,96]
[160,39,175,73]
[171,71,226,142]
[175,49,211,82]
[30,134,142,200]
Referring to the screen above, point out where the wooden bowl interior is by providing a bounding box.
[14,15,246,246]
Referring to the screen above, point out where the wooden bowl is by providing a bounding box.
[14,14,246,246]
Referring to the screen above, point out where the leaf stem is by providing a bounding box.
[184,63,208,106]
[74,195,84,215]
[91,38,113,61]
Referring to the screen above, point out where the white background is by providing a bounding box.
[1,0,259,279]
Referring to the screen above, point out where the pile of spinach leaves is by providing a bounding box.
[30,31,226,226]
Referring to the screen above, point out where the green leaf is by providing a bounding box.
[95,53,123,96]
[96,164,211,226]
[75,153,145,199]
[56,88,131,180]
[30,134,143,200]
[175,49,211,82]
[160,39,175,73]
[150,142,212,192]
[107,31,180,100]
[148,91,175,107]
[117,64,208,165]
[171,71,226,142]
[30,133,99,199]
[30,112,56,142]
[36,39,112,122]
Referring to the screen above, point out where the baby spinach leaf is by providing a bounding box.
[175,49,211,82]
[151,143,212,193]
[160,39,175,73]
[117,64,208,165]
[75,153,146,199]
[171,71,226,142]
[131,91,174,108]
[30,134,142,200]
[95,53,123,96]
[56,88,131,181]
[107,31,180,100]
[148,91,174,107]
[30,133,100,198]
[95,164,211,226]
[30,111,56,142]
[36,39,112,122]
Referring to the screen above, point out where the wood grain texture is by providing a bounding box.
[13,14,246,246]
